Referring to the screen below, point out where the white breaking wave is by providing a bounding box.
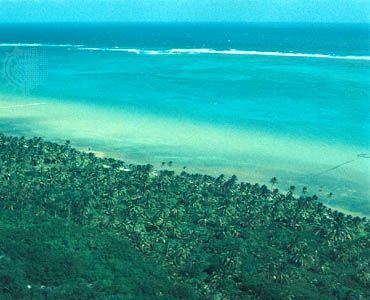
[169,48,217,54]
[75,47,370,60]
[167,48,370,60]
[1,43,369,60]
[0,43,84,48]
[78,47,141,54]
[110,48,140,54]
[144,50,162,55]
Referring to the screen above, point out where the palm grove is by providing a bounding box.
[0,133,369,299]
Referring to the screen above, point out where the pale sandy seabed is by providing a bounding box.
[0,93,369,216]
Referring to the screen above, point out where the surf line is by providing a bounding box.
[312,153,370,177]
[0,102,46,109]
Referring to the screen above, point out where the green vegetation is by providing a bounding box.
[0,133,369,299]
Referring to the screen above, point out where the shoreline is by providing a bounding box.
[3,129,369,218]
[0,92,369,216]
[78,143,370,218]
[1,130,369,218]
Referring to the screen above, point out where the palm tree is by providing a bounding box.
[302,186,308,195]
[288,185,296,197]
[270,177,278,189]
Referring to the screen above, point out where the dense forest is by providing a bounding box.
[0,133,369,299]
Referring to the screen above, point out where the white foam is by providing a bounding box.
[0,43,83,48]
[78,47,140,54]
[169,48,216,54]
[87,47,370,60]
[77,47,104,51]
[108,48,140,54]
[1,43,369,60]
[143,50,162,55]
[167,48,370,60]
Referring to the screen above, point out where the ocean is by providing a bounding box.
[0,23,369,215]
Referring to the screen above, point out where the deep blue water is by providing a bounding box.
[0,23,370,55]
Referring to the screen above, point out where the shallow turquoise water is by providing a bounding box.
[0,23,369,215]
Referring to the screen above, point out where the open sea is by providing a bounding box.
[0,23,369,215]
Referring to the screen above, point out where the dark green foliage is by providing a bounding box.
[0,211,196,300]
[0,133,369,299]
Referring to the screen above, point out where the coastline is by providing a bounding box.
[0,92,369,216]
[76,143,370,218]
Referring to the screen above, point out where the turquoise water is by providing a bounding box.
[0,23,369,214]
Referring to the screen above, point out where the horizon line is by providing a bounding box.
[0,20,369,25]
